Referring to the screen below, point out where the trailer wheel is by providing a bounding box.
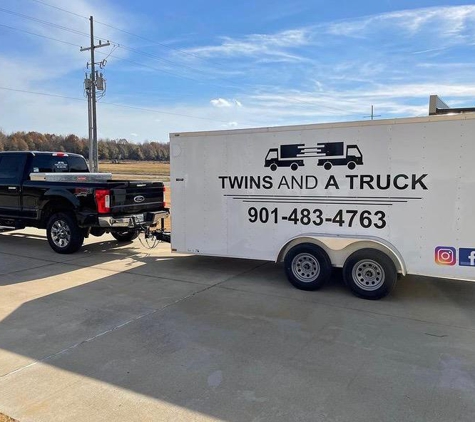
[46,212,84,254]
[343,249,397,300]
[290,162,299,171]
[270,163,278,171]
[284,244,332,291]
[347,161,356,170]
[323,161,332,170]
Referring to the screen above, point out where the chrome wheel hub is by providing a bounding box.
[51,220,71,248]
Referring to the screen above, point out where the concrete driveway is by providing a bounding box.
[1,228,475,422]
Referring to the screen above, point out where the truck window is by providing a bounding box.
[266,150,278,160]
[0,155,24,181]
[30,155,89,173]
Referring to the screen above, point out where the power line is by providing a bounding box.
[27,0,88,20]
[26,0,229,69]
[0,21,211,85]
[0,86,232,123]
[0,7,97,41]
[0,23,82,47]
[0,6,238,88]
[6,4,354,115]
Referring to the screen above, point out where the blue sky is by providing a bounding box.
[1,0,475,142]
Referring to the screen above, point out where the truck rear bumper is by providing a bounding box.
[98,210,169,229]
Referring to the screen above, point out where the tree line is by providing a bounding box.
[0,130,170,161]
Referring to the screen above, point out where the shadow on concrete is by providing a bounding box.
[1,232,475,421]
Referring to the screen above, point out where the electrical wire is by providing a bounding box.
[0,7,98,41]
[0,23,82,47]
[5,3,354,115]
[0,87,233,123]
[26,0,229,69]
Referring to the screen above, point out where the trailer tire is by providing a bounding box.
[343,249,397,300]
[112,230,140,242]
[284,243,332,291]
[323,161,332,170]
[46,212,84,254]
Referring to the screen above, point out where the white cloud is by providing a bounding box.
[183,29,312,62]
[210,98,243,108]
[326,6,475,39]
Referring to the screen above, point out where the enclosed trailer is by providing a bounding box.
[168,105,475,299]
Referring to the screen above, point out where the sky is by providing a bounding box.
[1,0,475,142]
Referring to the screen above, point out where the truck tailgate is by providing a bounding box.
[110,181,165,214]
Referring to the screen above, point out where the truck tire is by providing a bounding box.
[46,212,84,254]
[343,249,397,300]
[112,230,139,242]
[284,243,332,291]
[290,162,299,171]
[323,161,332,170]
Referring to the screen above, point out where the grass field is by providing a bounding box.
[99,161,170,181]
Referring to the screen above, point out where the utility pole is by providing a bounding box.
[364,105,381,121]
[80,16,110,172]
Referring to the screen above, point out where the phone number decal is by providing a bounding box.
[247,207,387,229]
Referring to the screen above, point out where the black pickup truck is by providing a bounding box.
[0,151,168,253]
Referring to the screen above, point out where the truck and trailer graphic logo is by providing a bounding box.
[264,142,363,171]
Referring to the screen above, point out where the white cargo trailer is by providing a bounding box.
[168,110,475,299]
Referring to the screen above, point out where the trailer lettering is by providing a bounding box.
[324,175,340,189]
[277,175,318,190]
[412,174,428,190]
[248,206,387,229]
[218,175,275,190]
[360,175,375,190]
[346,174,358,189]
[262,175,273,189]
[376,175,391,190]
[220,174,428,191]
[394,174,409,190]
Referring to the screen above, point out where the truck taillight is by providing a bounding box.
[163,185,167,208]
[95,189,111,214]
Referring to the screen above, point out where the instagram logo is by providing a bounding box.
[435,247,456,266]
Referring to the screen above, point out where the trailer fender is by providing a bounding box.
[276,234,407,276]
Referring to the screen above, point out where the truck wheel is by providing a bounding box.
[270,163,278,171]
[47,212,84,254]
[323,162,332,170]
[347,161,356,170]
[284,244,332,291]
[112,230,139,242]
[290,162,299,171]
[343,249,397,300]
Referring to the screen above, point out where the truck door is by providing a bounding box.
[0,153,27,217]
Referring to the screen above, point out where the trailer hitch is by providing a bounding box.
[138,217,171,249]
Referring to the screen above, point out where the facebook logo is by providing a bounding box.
[459,249,475,267]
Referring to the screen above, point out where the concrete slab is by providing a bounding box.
[0,228,146,264]
[1,233,475,422]
[72,249,266,286]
